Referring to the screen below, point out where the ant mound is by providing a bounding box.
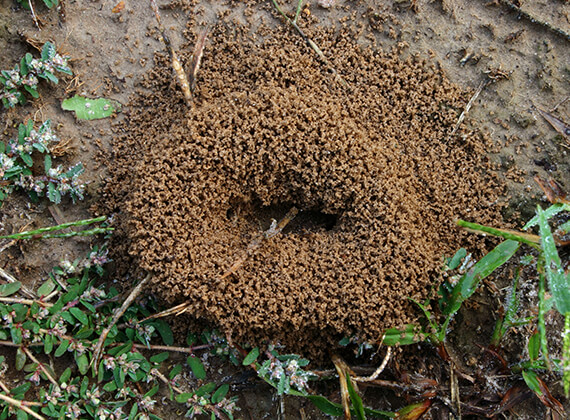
[103,24,504,357]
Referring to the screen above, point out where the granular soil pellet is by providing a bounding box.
[100,22,505,357]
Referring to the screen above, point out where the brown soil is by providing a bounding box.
[100,18,506,357]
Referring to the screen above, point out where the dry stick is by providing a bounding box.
[188,28,209,92]
[0,297,53,307]
[21,347,60,390]
[271,0,348,89]
[352,346,392,383]
[0,267,36,299]
[331,355,353,420]
[90,273,152,374]
[150,0,193,105]
[449,79,488,138]
[28,0,41,30]
[0,337,210,356]
[497,0,570,42]
[0,393,45,420]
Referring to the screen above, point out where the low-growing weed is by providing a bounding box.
[0,119,84,205]
[1,41,71,109]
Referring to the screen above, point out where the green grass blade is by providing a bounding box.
[538,206,570,314]
[382,324,421,346]
[0,216,108,240]
[457,220,539,248]
[538,268,551,370]
[346,375,366,420]
[524,203,570,230]
[443,239,520,316]
[562,313,570,398]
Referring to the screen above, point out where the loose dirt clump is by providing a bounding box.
[101,22,505,357]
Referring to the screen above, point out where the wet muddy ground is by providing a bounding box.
[0,0,569,418]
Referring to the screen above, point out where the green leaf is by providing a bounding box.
[46,182,61,204]
[128,402,137,420]
[522,370,542,395]
[538,206,570,314]
[15,347,26,370]
[212,384,229,404]
[528,331,540,362]
[152,320,173,345]
[16,409,28,420]
[44,334,54,354]
[69,307,89,326]
[75,352,89,375]
[11,327,23,345]
[145,385,160,398]
[307,395,344,416]
[41,42,56,61]
[443,239,520,316]
[196,382,216,397]
[242,347,260,365]
[37,279,56,297]
[382,325,420,346]
[169,364,182,380]
[59,367,71,384]
[150,352,169,364]
[175,393,193,403]
[0,281,21,297]
[61,95,121,120]
[447,248,467,270]
[44,155,52,173]
[187,356,206,380]
[23,85,39,98]
[347,375,366,420]
[55,339,70,357]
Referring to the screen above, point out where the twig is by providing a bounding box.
[331,354,354,419]
[28,0,41,30]
[0,267,36,299]
[0,297,52,307]
[91,273,152,374]
[450,79,488,138]
[0,392,46,420]
[352,346,392,382]
[21,347,60,390]
[188,28,209,92]
[496,0,570,42]
[150,0,193,105]
[271,0,348,88]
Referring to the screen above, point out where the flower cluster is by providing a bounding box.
[258,350,316,394]
[0,41,72,108]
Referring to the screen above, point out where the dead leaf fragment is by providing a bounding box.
[112,1,125,13]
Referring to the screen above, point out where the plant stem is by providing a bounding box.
[91,273,152,373]
[21,347,60,390]
[0,393,46,420]
[0,297,53,307]
[0,216,109,240]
